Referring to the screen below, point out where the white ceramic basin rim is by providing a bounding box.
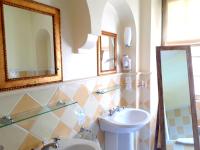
[113,108,150,126]
[59,138,101,150]
[99,108,151,133]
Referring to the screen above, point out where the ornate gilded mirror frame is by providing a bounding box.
[97,31,117,76]
[0,0,62,91]
[155,45,200,150]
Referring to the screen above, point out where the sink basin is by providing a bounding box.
[99,108,151,133]
[98,108,151,150]
[59,138,101,150]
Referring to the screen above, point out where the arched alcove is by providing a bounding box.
[63,0,92,52]
[100,0,136,72]
[35,29,54,73]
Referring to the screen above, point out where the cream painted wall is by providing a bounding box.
[34,0,139,81]
[101,2,120,71]
[101,2,119,33]
[86,0,107,35]
[150,0,162,121]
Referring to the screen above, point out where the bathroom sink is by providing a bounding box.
[99,108,151,133]
[59,138,101,150]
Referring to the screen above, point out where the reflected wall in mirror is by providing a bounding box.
[155,46,199,150]
[97,31,117,76]
[4,4,55,79]
[0,0,62,91]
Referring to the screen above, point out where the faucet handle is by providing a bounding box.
[109,109,112,116]
[80,127,92,133]
[53,137,60,142]
[116,106,120,111]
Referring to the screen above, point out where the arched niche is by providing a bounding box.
[63,0,92,52]
[35,0,136,56]
[63,0,109,53]
[100,0,136,72]
[35,29,54,73]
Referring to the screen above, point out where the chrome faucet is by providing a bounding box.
[41,138,60,150]
[80,127,92,133]
[108,106,121,116]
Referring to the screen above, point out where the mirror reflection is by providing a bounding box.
[161,50,194,148]
[156,46,200,150]
[97,31,117,76]
[3,4,55,79]
[101,35,115,70]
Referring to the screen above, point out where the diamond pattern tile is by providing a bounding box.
[11,94,41,115]
[19,133,42,150]
[0,125,28,150]
[0,74,153,150]
[49,89,71,117]
[49,89,71,105]
[30,113,59,140]
[83,95,99,119]
[0,93,23,116]
[17,118,37,131]
[73,85,89,107]
[51,121,71,138]
[60,104,79,129]
[28,86,58,106]
[93,84,104,101]
[59,83,80,99]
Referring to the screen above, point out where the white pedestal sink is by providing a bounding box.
[99,108,151,150]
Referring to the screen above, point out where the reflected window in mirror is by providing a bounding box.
[191,46,200,100]
[156,46,200,150]
[0,0,62,91]
[97,31,117,76]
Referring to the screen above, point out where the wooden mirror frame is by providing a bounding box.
[97,31,117,76]
[0,0,62,91]
[155,45,200,150]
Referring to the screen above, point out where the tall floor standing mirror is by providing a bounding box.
[155,46,200,150]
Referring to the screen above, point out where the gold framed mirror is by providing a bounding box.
[155,46,199,150]
[0,0,62,91]
[97,31,117,76]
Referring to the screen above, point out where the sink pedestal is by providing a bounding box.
[105,132,134,150]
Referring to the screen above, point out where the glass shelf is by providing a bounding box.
[95,85,120,94]
[0,100,77,128]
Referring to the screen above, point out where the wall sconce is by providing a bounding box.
[124,27,132,47]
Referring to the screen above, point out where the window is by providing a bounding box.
[163,0,200,98]
[191,46,200,99]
